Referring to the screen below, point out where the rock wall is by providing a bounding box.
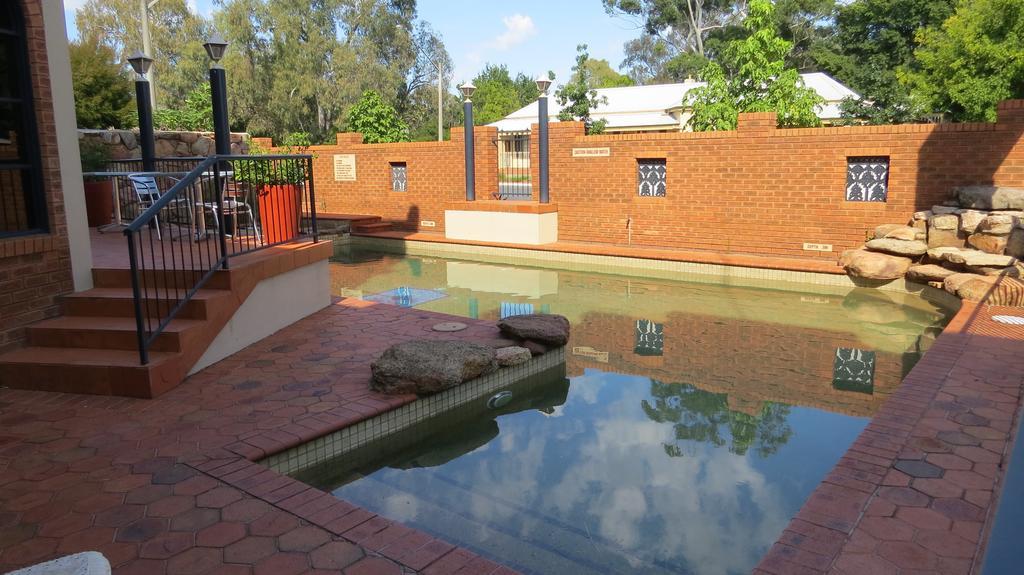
[78,129,250,159]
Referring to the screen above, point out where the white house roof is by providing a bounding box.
[488,72,859,132]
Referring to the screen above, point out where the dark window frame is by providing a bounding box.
[0,2,48,239]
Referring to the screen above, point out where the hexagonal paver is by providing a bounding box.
[116,517,168,543]
[197,522,247,548]
[224,536,276,564]
[310,540,364,570]
[37,512,93,538]
[146,495,196,518]
[876,541,935,570]
[893,459,943,479]
[139,530,195,559]
[248,510,299,537]
[894,507,952,531]
[278,526,331,552]
[254,552,308,575]
[344,556,403,575]
[167,547,222,575]
[222,499,272,523]
[196,487,243,509]
[95,504,146,528]
[859,517,915,542]
[170,507,221,532]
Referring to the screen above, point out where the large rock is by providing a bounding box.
[929,214,959,230]
[967,233,1009,254]
[932,205,960,215]
[495,346,532,366]
[1007,228,1024,259]
[953,275,1024,304]
[977,214,1016,235]
[371,340,498,395]
[840,248,912,280]
[865,238,928,257]
[944,250,1016,267]
[927,247,966,263]
[906,264,957,283]
[944,273,982,295]
[497,314,571,346]
[927,227,966,249]
[959,210,987,234]
[957,185,1024,210]
[872,224,917,241]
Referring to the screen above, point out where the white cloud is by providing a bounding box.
[492,14,536,50]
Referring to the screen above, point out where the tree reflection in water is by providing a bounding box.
[642,379,794,458]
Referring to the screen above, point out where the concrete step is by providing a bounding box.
[26,315,206,353]
[0,346,179,398]
[62,287,232,320]
[352,222,394,233]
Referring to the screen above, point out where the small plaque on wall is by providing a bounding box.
[572,147,611,158]
[333,154,357,181]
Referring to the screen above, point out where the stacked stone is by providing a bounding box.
[842,186,1024,305]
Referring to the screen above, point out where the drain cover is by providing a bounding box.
[992,315,1024,325]
[432,321,468,332]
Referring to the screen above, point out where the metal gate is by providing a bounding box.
[496,131,532,200]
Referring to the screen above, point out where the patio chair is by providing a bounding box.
[203,180,262,244]
[128,174,170,240]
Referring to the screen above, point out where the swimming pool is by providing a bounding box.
[295,244,954,575]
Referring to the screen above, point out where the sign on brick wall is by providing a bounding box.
[572,147,611,158]
[333,154,357,181]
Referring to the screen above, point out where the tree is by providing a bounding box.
[153,83,213,131]
[556,45,608,134]
[811,0,955,124]
[75,0,210,108]
[687,0,822,130]
[603,0,745,58]
[906,0,1024,122]
[571,58,634,88]
[347,90,410,143]
[69,41,135,129]
[469,64,539,126]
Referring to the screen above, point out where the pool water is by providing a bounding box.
[298,246,954,575]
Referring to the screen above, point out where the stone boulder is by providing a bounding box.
[967,233,1009,254]
[956,185,1024,211]
[943,273,981,295]
[926,247,966,263]
[906,264,957,283]
[495,346,532,366]
[865,238,928,257]
[953,275,1024,305]
[959,210,987,234]
[840,249,912,280]
[371,340,497,395]
[1007,228,1024,259]
[944,250,1016,268]
[966,265,1021,278]
[929,214,959,230]
[497,314,571,347]
[932,205,960,215]
[872,224,918,241]
[927,227,966,249]
[977,214,1016,235]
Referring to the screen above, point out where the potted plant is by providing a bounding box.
[236,133,311,244]
[80,138,113,227]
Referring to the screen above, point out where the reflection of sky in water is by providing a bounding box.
[329,370,867,575]
[316,249,952,574]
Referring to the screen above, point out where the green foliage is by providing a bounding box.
[571,58,634,88]
[75,0,210,108]
[469,64,539,125]
[555,45,608,134]
[687,0,822,131]
[69,41,135,129]
[812,0,955,124]
[236,131,312,186]
[905,0,1024,122]
[79,139,113,179]
[347,90,410,144]
[153,83,214,131]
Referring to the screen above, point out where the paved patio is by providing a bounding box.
[2,286,1024,573]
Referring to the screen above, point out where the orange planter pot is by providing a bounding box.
[257,184,300,244]
[83,179,113,227]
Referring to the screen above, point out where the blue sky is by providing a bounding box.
[62,0,640,87]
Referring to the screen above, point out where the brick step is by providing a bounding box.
[62,287,232,320]
[0,346,179,398]
[26,315,206,353]
[352,222,393,233]
[92,267,234,290]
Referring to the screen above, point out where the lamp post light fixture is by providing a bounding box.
[460,83,476,201]
[536,75,551,204]
[127,51,156,172]
[204,34,231,157]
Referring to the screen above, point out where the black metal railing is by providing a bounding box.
[95,157,206,225]
[495,131,533,200]
[123,154,317,364]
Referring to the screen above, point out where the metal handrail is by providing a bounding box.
[122,153,317,365]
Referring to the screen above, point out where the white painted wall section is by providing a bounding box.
[444,211,557,245]
[190,260,331,374]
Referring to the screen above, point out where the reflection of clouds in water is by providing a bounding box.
[451,371,790,575]
[380,492,420,523]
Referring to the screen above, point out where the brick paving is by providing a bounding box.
[757,301,1024,575]
[3,291,1024,574]
[0,298,516,574]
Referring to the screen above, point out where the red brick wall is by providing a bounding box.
[0,0,74,353]
[302,102,1024,261]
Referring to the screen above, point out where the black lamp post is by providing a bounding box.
[460,82,476,201]
[204,34,230,157]
[535,75,552,204]
[128,51,156,172]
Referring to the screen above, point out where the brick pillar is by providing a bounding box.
[736,112,777,133]
[474,125,498,199]
[335,132,363,145]
[997,100,1024,125]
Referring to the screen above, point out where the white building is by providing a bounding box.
[489,72,859,134]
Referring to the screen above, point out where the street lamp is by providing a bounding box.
[204,34,230,157]
[127,51,156,172]
[460,83,476,201]
[536,75,551,204]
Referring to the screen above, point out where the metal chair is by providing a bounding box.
[128,174,189,240]
[207,181,262,244]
